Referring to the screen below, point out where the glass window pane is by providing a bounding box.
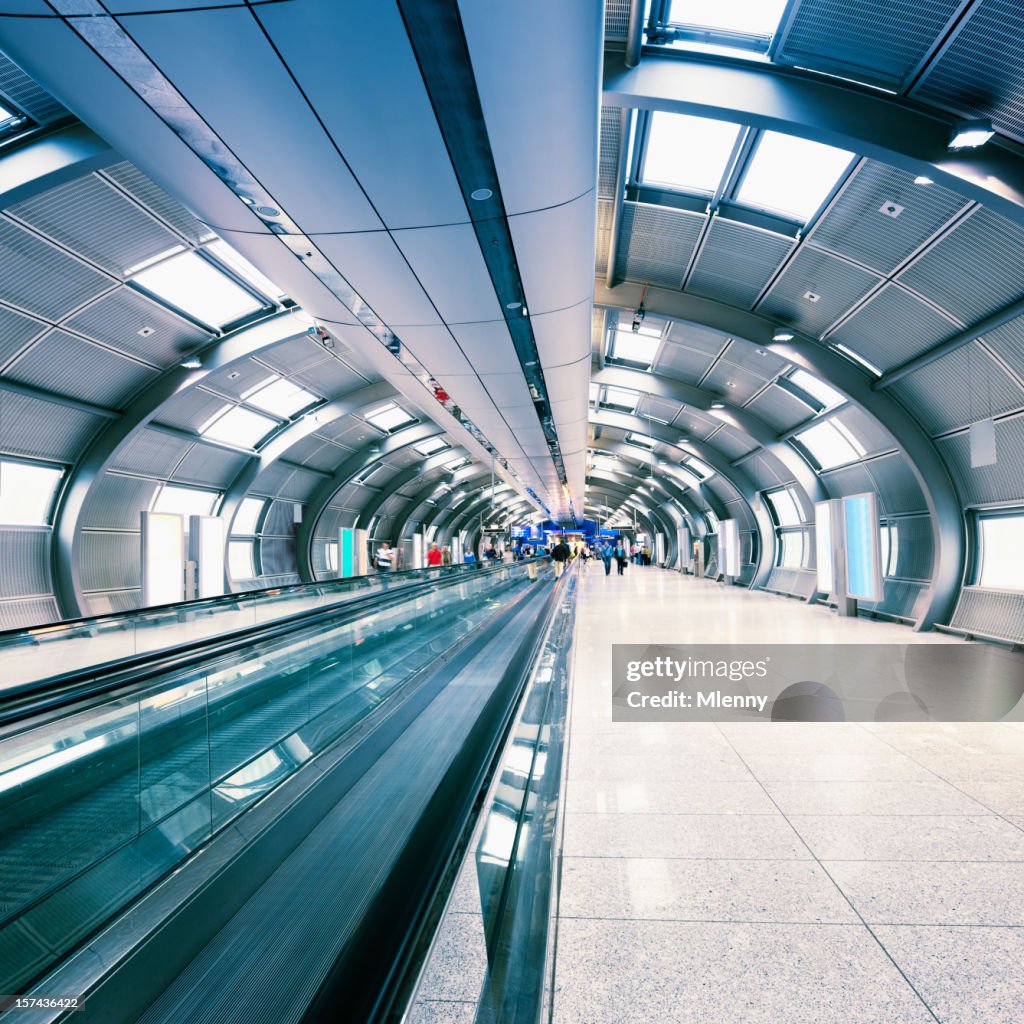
[705,509,720,533]
[243,375,318,418]
[610,328,661,367]
[152,485,219,519]
[626,432,656,450]
[0,460,63,525]
[978,515,1024,590]
[686,457,714,479]
[414,437,450,456]
[737,132,854,222]
[794,420,864,470]
[643,112,741,193]
[206,239,286,301]
[132,251,263,328]
[366,402,417,432]
[779,530,805,568]
[669,0,789,36]
[789,369,845,409]
[201,406,278,448]
[229,540,256,580]
[602,386,639,412]
[766,488,801,526]
[233,497,265,535]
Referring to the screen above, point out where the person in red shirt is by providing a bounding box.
[426,542,443,567]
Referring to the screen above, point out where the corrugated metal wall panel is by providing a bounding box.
[615,203,705,288]
[0,597,60,629]
[829,283,958,371]
[79,532,140,591]
[598,107,622,201]
[810,161,969,274]
[595,199,614,278]
[914,0,1024,145]
[862,578,928,620]
[936,414,1024,503]
[111,428,191,477]
[6,329,159,409]
[744,453,786,490]
[0,53,66,124]
[892,342,1024,434]
[0,389,103,461]
[979,316,1024,376]
[709,426,759,459]
[604,0,631,41]
[172,442,248,487]
[702,359,767,404]
[865,453,928,513]
[686,218,795,308]
[836,405,898,455]
[820,461,876,497]
[652,341,717,384]
[0,304,47,367]
[155,388,230,433]
[949,587,1024,641]
[775,0,963,91]
[8,175,183,278]
[65,287,210,367]
[263,499,298,535]
[897,208,1024,325]
[0,528,51,598]
[101,162,211,245]
[0,217,112,321]
[746,384,813,432]
[758,247,882,339]
[82,474,160,530]
[890,515,935,580]
[259,536,297,576]
[85,589,142,616]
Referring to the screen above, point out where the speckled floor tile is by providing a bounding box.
[564,776,779,814]
[824,860,1024,924]
[558,856,857,923]
[872,925,1024,1024]
[567,750,751,782]
[741,751,934,782]
[552,918,933,1023]
[717,723,897,757]
[561,812,808,860]
[789,814,1024,861]
[406,1000,478,1024]
[414,912,488,1002]
[761,778,990,816]
[937,778,1024,816]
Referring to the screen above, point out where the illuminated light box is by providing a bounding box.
[141,511,184,606]
[814,500,836,594]
[339,527,369,578]
[843,492,883,602]
[189,515,225,598]
[721,518,741,577]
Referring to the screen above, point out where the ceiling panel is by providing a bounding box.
[110,427,191,477]
[0,49,67,124]
[809,161,969,275]
[865,453,928,514]
[0,303,47,367]
[0,388,103,461]
[758,246,883,339]
[101,161,211,245]
[653,342,718,385]
[615,203,705,288]
[829,282,959,371]
[172,442,249,487]
[746,385,815,433]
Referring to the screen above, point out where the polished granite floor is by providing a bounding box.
[550,566,1024,1024]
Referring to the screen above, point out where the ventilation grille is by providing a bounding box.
[758,247,882,339]
[615,203,705,288]
[594,199,614,278]
[0,217,112,321]
[914,0,1024,145]
[604,0,632,41]
[0,596,60,630]
[950,586,1024,642]
[598,108,622,201]
[687,218,795,309]
[897,207,1024,326]
[0,52,67,124]
[830,283,958,372]
[101,162,211,245]
[810,161,969,275]
[8,175,183,278]
[775,0,962,91]
[892,342,1024,434]
[6,329,158,409]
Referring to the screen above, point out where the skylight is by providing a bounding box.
[643,112,742,194]
[602,386,639,412]
[670,466,703,490]
[686,457,714,479]
[132,251,263,328]
[366,402,417,433]
[243,375,319,418]
[737,132,855,222]
[207,240,287,301]
[835,343,882,377]
[765,487,802,526]
[152,484,219,519]
[0,459,63,525]
[444,456,470,472]
[788,369,845,410]
[200,404,279,448]
[233,497,265,535]
[794,419,866,470]
[414,437,450,457]
[625,432,657,450]
[610,328,661,368]
[0,103,12,121]
[669,0,788,38]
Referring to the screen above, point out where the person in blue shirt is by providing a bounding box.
[600,541,613,576]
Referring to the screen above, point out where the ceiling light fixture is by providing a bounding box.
[772,327,795,342]
[470,188,493,201]
[180,356,202,370]
[914,175,934,185]
[710,401,725,410]
[948,118,994,150]
[505,301,522,310]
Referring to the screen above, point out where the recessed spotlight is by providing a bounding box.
[755,347,767,355]
[803,290,821,303]
[180,356,202,370]
[137,326,155,337]
[948,118,994,150]
[914,175,934,185]
[879,200,904,219]
[227,371,241,380]
[772,327,795,342]
[256,205,280,218]
[470,188,493,201]
[710,401,725,410]
[726,381,737,388]
[506,301,522,310]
